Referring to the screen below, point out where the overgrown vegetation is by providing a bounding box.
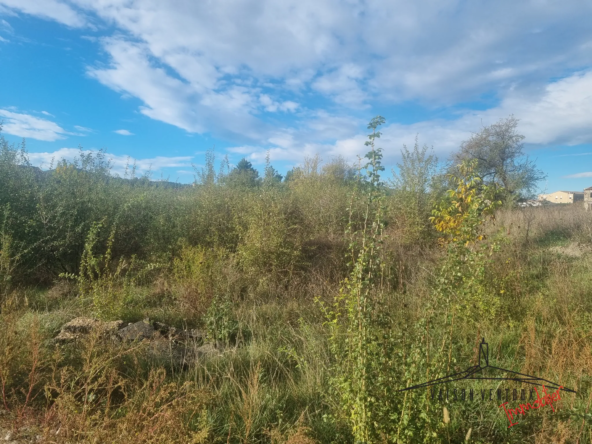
[0,118,591,443]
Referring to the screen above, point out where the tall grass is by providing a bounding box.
[0,129,591,443]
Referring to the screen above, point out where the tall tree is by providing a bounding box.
[263,152,283,186]
[390,138,439,243]
[225,158,260,188]
[452,116,545,201]
[196,149,216,186]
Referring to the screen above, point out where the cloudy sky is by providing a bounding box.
[0,0,591,191]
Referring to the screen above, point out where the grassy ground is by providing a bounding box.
[0,204,591,443]
[1,139,592,442]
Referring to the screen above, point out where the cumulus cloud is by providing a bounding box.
[27,147,193,177]
[114,129,133,136]
[1,0,575,143]
[87,37,272,142]
[379,70,592,155]
[72,0,592,102]
[229,70,592,164]
[0,0,85,27]
[0,109,69,141]
[259,95,299,113]
[2,0,592,164]
[312,63,368,107]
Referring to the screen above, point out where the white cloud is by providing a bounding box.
[76,1,591,99]
[0,109,69,141]
[0,0,85,27]
[259,95,299,113]
[27,147,192,176]
[0,17,13,42]
[3,0,592,165]
[114,129,133,136]
[74,125,93,132]
[502,71,592,146]
[227,70,592,164]
[5,0,592,105]
[88,39,203,133]
[87,38,271,141]
[0,6,17,17]
[379,70,592,154]
[44,0,585,144]
[40,110,53,116]
[312,63,368,107]
[563,172,592,179]
[0,19,12,30]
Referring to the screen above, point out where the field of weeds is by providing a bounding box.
[1,132,591,443]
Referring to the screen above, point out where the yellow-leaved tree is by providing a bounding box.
[430,159,503,325]
[430,159,500,246]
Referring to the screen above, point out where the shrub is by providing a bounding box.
[172,244,236,322]
[236,188,307,290]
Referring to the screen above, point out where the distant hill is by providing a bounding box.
[18,164,192,189]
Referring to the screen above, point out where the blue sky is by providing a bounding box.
[0,0,591,192]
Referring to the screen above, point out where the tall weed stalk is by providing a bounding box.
[323,116,402,442]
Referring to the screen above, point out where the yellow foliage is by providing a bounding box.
[430,160,500,245]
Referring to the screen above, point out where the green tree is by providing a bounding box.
[0,129,43,285]
[196,149,216,186]
[322,156,357,183]
[283,167,300,183]
[263,152,283,186]
[390,138,439,243]
[451,116,545,203]
[225,158,260,188]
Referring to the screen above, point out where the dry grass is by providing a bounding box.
[1,173,592,442]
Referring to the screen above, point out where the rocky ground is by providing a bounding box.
[52,317,226,367]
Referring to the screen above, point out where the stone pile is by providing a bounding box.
[53,317,224,367]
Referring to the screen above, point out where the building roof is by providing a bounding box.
[539,190,588,197]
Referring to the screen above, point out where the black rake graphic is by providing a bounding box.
[399,338,576,394]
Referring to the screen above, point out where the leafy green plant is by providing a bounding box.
[263,151,283,186]
[204,293,239,345]
[61,220,136,319]
[430,160,504,326]
[430,160,500,246]
[0,204,43,298]
[172,244,235,321]
[323,116,405,442]
[0,206,15,297]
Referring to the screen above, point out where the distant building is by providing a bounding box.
[584,187,592,211]
[538,191,584,204]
